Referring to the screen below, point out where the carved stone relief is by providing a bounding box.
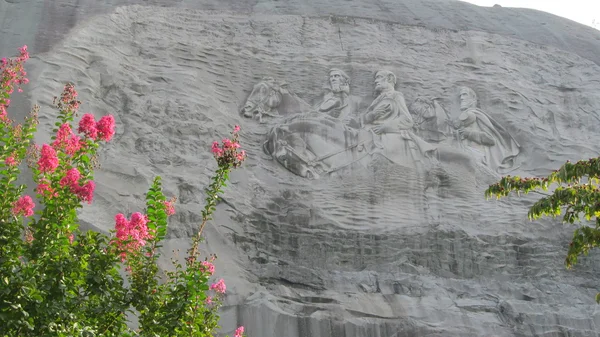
[242,70,522,179]
[451,86,521,173]
[409,97,451,143]
[241,77,311,123]
[313,68,361,123]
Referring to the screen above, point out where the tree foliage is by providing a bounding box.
[486,157,600,302]
[0,46,247,336]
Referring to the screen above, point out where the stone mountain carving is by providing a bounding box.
[244,71,522,180]
[261,70,436,179]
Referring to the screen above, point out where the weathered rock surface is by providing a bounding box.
[3,1,600,336]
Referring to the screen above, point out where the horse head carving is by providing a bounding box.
[241,77,285,122]
[242,77,313,123]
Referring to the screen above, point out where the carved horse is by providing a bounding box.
[241,78,383,178]
[242,79,492,194]
[262,113,386,179]
[241,77,312,123]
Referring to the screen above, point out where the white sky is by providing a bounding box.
[460,0,600,30]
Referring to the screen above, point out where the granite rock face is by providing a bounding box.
[3,1,600,336]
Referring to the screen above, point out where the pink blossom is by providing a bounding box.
[233,125,241,133]
[129,212,150,244]
[1,46,29,95]
[113,212,152,259]
[211,134,246,168]
[36,182,51,194]
[37,144,59,173]
[5,155,17,166]
[36,179,57,197]
[12,195,34,217]
[64,135,82,155]
[236,150,246,162]
[205,296,213,305]
[96,115,115,141]
[211,141,223,157]
[201,261,215,275]
[60,168,81,187]
[78,114,98,139]
[60,83,79,111]
[18,45,28,62]
[69,233,74,244]
[115,214,130,239]
[210,279,226,294]
[75,181,95,204]
[222,138,233,149]
[54,123,73,144]
[163,200,175,216]
[53,123,82,155]
[234,326,244,337]
[0,106,7,122]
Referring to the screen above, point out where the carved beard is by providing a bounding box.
[330,82,350,95]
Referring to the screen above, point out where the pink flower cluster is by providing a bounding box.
[36,178,57,198]
[5,154,17,167]
[210,278,226,294]
[113,212,153,260]
[0,45,29,121]
[53,123,82,156]
[200,260,215,275]
[163,200,175,216]
[78,113,115,141]
[211,126,246,168]
[58,167,95,204]
[36,142,95,203]
[12,195,34,217]
[32,84,116,206]
[58,83,80,112]
[38,144,59,173]
[234,326,244,337]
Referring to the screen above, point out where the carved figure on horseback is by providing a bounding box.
[260,70,439,179]
[241,68,521,180]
